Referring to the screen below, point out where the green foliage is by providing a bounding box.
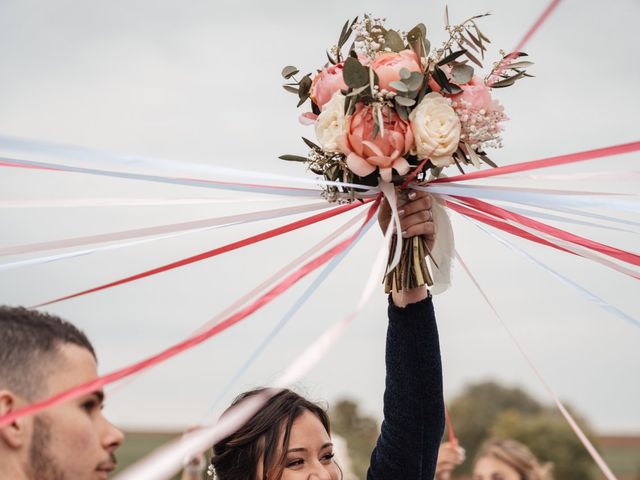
[490,409,599,480]
[329,399,379,479]
[447,381,599,480]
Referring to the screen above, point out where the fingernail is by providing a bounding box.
[408,191,417,200]
[398,209,405,216]
[401,230,408,237]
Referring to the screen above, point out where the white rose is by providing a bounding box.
[314,91,346,152]
[409,92,461,167]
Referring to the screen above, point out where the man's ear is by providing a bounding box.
[0,390,30,449]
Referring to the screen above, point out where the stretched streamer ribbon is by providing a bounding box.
[116,200,392,480]
[32,200,371,308]
[1,201,330,257]
[0,203,335,272]
[504,205,639,235]
[444,197,640,280]
[0,156,322,197]
[106,210,370,399]
[201,212,377,418]
[0,197,382,430]
[464,217,640,328]
[419,183,639,213]
[0,197,299,208]
[430,141,640,184]
[455,251,618,480]
[513,0,563,52]
[453,196,640,267]
[0,135,381,192]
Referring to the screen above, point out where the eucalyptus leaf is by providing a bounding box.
[399,68,411,80]
[282,85,299,94]
[384,29,405,52]
[489,77,515,88]
[405,72,424,91]
[279,154,308,162]
[343,57,369,88]
[395,103,409,121]
[389,81,409,93]
[438,49,467,66]
[451,64,474,84]
[395,96,416,107]
[506,61,534,69]
[281,66,299,79]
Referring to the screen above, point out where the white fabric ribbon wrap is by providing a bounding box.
[429,196,455,295]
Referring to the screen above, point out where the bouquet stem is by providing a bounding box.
[384,235,433,293]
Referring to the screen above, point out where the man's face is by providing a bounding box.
[25,344,124,480]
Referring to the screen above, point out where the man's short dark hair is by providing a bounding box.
[0,306,96,400]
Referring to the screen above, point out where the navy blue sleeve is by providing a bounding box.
[366,294,445,480]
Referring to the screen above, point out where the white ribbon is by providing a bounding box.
[0,202,331,258]
[429,197,455,295]
[378,180,402,272]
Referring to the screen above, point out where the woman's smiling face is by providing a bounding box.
[256,410,340,480]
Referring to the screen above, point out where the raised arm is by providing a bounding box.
[368,191,445,480]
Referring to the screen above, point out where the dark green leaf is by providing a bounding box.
[465,28,484,50]
[489,77,515,88]
[343,57,369,88]
[326,50,337,65]
[452,155,466,175]
[479,154,498,168]
[460,34,480,54]
[338,19,350,48]
[444,5,450,27]
[407,24,427,59]
[384,29,405,52]
[371,122,380,141]
[438,49,467,66]
[301,137,320,150]
[464,49,483,68]
[395,95,416,107]
[279,154,308,162]
[296,95,309,107]
[451,64,474,84]
[283,85,299,94]
[389,81,408,92]
[346,84,369,96]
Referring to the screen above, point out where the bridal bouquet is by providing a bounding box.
[280,12,532,291]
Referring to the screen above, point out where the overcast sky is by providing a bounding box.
[0,0,638,441]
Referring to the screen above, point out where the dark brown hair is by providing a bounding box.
[212,388,338,480]
[0,306,95,400]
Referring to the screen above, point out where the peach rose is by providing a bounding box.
[310,64,348,111]
[338,104,413,182]
[371,50,422,92]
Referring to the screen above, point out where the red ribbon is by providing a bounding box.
[431,141,640,184]
[454,196,640,267]
[33,200,372,308]
[0,196,382,428]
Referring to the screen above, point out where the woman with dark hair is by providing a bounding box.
[204,190,445,480]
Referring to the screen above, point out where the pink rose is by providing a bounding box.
[338,105,413,182]
[310,64,348,111]
[452,75,492,111]
[371,50,422,92]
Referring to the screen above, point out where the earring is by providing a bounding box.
[207,464,218,478]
